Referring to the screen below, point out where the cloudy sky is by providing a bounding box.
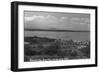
[24,11,90,31]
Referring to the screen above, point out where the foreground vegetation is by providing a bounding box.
[24,36,90,62]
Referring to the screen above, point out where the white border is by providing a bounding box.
[18,5,95,68]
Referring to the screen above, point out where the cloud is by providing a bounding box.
[25,15,45,21]
[24,15,90,30]
[25,15,68,22]
[71,17,80,21]
[71,17,90,23]
[81,18,90,23]
[25,15,70,29]
[25,15,64,29]
[80,23,85,25]
[61,17,68,20]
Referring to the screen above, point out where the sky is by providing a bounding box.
[24,11,90,31]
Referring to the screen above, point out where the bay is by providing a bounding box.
[24,31,90,40]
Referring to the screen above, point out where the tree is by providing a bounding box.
[43,43,61,56]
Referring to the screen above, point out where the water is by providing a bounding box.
[24,31,90,40]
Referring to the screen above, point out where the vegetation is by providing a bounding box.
[24,36,90,62]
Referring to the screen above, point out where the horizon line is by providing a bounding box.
[24,29,90,32]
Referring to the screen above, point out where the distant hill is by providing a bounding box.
[24,29,90,32]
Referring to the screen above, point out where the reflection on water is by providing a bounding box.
[24,31,90,40]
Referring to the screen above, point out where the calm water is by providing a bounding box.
[24,31,90,40]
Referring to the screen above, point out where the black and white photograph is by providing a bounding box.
[24,11,90,62]
[11,1,97,71]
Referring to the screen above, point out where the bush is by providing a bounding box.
[79,44,90,58]
[24,56,30,62]
[43,43,60,56]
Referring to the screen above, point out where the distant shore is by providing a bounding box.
[25,29,90,32]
